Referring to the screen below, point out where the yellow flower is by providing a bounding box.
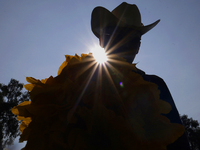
[12,53,184,150]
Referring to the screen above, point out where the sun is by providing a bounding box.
[90,45,108,64]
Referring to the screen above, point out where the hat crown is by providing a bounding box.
[91,2,160,38]
[111,2,142,27]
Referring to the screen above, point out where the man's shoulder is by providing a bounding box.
[135,68,174,102]
[135,68,166,86]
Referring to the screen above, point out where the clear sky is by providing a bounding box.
[1,0,200,149]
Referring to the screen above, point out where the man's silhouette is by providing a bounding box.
[91,2,190,149]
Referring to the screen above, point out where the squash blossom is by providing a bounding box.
[12,53,184,150]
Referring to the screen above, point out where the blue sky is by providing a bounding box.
[1,0,200,149]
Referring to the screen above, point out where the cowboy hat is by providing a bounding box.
[91,2,160,38]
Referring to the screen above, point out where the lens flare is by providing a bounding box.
[120,81,124,88]
[90,45,108,64]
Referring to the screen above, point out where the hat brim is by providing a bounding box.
[91,6,160,38]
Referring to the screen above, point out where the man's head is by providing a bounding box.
[100,26,141,63]
[91,2,160,63]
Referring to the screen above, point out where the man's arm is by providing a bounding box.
[142,74,191,150]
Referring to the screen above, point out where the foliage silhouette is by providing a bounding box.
[0,79,29,149]
[180,114,200,150]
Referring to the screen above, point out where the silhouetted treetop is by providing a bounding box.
[0,79,29,149]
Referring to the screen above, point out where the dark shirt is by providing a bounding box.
[135,68,191,150]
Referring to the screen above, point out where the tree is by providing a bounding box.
[180,114,200,150]
[0,79,29,149]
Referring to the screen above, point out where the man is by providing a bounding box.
[91,2,190,150]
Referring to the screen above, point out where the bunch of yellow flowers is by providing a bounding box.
[12,53,184,150]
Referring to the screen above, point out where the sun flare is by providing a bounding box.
[90,45,108,64]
